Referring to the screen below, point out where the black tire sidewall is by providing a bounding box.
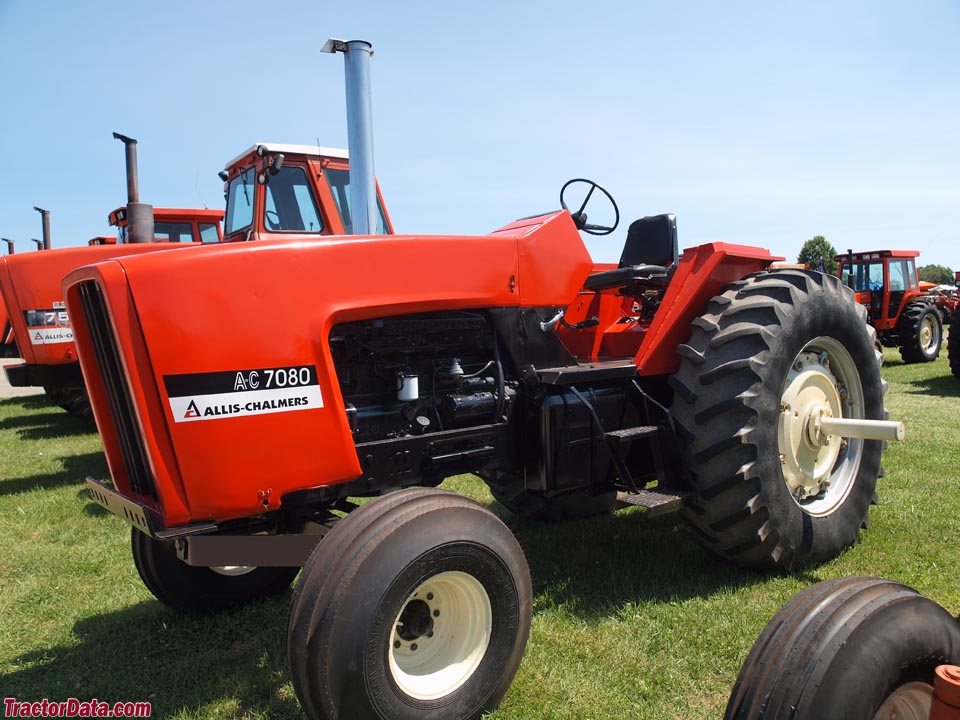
[748,283,884,565]
[323,505,529,720]
[807,597,960,719]
[132,529,297,613]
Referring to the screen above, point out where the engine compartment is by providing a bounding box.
[329,311,518,444]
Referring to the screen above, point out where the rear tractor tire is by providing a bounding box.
[898,302,942,363]
[131,528,299,613]
[949,327,960,379]
[670,269,886,570]
[725,576,960,720]
[287,488,532,720]
[44,385,93,421]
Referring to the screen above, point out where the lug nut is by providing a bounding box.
[433,609,440,617]
[426,593,434,600]
[394,640,401,649]
[411,643,418,651]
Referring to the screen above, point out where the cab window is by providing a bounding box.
[155,222,195,243]
[324,168,389,234]
[225,169,255,234]
[199,223,221,243]
[842,262,884,292]
[263,166,323,233]
[888,260,907,292]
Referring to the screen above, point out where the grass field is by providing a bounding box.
[2,347,959,719]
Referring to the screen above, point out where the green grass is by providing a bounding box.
[2,347,959,719]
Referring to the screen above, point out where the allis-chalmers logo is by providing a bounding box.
[24,305,73,345]
[163,366,323,423]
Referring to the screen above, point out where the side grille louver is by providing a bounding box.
[77,281,157,499]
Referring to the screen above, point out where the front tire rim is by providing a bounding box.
[388,570,492,701]
[873,681,933,720]
[777,336,865,516]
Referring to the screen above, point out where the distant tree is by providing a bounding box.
[798,236,838,275]
[918,264,955,285]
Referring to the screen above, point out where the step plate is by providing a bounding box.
[618,489,690,517]
[606,426,659,441]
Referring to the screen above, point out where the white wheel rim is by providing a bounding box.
[778,337,865,516]
[210,565,256,577]
[873,681,933,720]
[388,570,492,700]
[920,315,939,352]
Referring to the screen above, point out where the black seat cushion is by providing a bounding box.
[583,265,670,291]
[584,214,678,291]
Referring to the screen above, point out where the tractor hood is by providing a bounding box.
[63,211,592,526]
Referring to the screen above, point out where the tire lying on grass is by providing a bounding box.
[670,270,886,570]
[287,487,532,720]
[725,576,960,720]
[131,528,299,613]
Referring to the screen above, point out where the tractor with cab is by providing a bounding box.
[837,249,943,363]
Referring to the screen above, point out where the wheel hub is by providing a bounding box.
[396,599,435,641]
[778,351,844,501]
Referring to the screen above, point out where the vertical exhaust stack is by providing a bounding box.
[322,38,378,235]
[112,132,155,243]
[2,238,14,255]
[33,207,51,250]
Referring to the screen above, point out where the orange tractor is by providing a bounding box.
[2,131,390,419]
[0,135,224,417]
[837,249,943,363]
[66,41,903,719]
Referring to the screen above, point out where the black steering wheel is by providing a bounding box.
[265,209,281,230]
[560,178,619,236]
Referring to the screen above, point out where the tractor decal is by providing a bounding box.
[163,365,323,423]
[24,306,74,344]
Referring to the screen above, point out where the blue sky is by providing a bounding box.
[1,1,957,268]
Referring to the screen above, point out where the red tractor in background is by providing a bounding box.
[1,206,223,416]
[66,40,904,720]
[837,249,943,363]
[1,135,393,418]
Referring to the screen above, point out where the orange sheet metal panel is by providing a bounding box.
[66,213,591,526]
[1,244,189,368]
[634,243,782,375]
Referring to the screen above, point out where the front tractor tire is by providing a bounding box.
[287,488,532,720]
[131,528,299,613]
[44,385,93,421]
[897,302,942,363]
[726,577,960,720]
[670,270,886,570]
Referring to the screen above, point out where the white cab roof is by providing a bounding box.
[224,143,349,170]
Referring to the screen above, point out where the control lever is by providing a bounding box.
[539,310,600,332]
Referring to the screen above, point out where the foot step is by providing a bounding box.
[606,426,659,442]
[618,489,690,517]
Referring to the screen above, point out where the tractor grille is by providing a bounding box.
[76,281,156,499]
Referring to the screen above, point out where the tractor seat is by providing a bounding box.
[583,214,678,292]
